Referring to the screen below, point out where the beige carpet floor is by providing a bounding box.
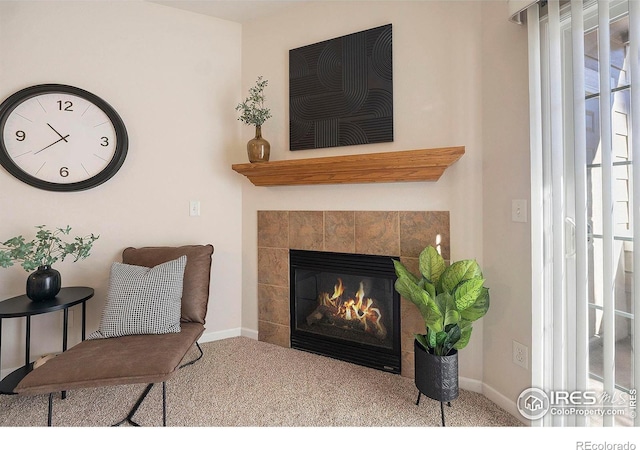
[0,336,522,427]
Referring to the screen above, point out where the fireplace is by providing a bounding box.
[289,249,401,374]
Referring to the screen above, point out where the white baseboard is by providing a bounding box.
[198,327,242,343]
[197,327,257,343]
[240,327,258,339]
[457,378,527,425]
[482,383,530,426]
[459,376,483,393]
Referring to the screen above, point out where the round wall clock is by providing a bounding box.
[0,84,128,191]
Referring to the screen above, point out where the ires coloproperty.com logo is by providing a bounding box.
[517,387,637,420]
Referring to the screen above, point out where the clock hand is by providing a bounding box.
[47,123,69,142]
[34,134,71,154]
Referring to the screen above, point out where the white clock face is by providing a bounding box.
[1,92,118,185]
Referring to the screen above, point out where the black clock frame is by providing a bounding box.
[0,84,128,192]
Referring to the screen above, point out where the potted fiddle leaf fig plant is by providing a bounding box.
[392,245,490,424]
[0,225,99,302]
[236,76,273,163]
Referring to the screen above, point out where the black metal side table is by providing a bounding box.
[0,286,94,394]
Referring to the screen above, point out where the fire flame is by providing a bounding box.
[316,278,386,338]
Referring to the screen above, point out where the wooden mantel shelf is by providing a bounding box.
[231,146,464,186]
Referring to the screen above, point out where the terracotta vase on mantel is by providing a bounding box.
[247,125,270,163]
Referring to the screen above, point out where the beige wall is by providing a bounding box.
[480,1,532,417]
[238,0,530,417]
[0,1,243,371]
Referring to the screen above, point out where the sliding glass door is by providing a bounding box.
[583,8,634,427]
[529,0,639,426]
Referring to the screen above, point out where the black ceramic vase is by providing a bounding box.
[26,265,61,302]
[414,339,459,403]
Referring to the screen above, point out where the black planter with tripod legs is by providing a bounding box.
[393,245,490,427]
[414,339,459,426]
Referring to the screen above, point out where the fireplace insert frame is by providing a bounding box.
[289,249,401,374]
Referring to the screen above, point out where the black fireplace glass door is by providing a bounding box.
[294,269,395,349]
[289,250,401,373]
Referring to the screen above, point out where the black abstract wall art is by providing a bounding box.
[289,24,393,151]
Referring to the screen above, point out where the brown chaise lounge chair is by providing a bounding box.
[14,244,214,426]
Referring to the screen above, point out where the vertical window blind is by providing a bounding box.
[524,0,639,427]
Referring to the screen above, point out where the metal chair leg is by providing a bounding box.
[47,393,53,426]
[162,381,167,426]
[47,342,201,427]
[179,342,203,369]
[112,383,155,427]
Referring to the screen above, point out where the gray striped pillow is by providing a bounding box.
[88,255,186,339]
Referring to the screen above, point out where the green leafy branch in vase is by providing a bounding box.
[235,76,272,127]
[0,225,99,272]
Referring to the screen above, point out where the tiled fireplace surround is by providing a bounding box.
[257,210,450,379]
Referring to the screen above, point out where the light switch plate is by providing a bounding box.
[189,200,200,217]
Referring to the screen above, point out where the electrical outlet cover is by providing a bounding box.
[512,340,528,369]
